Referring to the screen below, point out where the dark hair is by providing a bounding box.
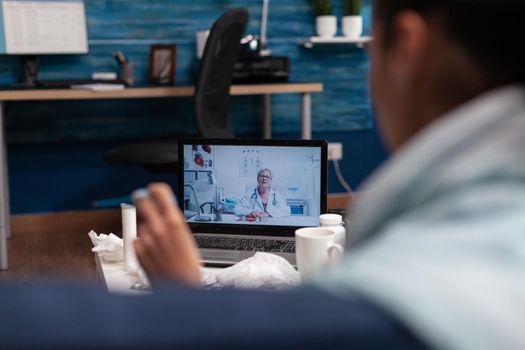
[373,0,525,86]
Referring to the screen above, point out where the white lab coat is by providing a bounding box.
[312,86,525,350]
[235,187,291,217]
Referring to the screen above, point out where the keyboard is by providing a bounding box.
[195,235,295,253]
[36,79,127,89]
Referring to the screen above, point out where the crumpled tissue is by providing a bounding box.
[204,252,300,289]
[89,230,150,289]
[88,230,124,262]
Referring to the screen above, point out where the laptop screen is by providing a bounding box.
[179,139,327,237]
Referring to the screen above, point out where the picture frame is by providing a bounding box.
[149,44,177,84]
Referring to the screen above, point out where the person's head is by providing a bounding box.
[257,168,273,189]
[371,0,524,151]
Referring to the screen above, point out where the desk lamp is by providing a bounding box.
[259,0,272,56]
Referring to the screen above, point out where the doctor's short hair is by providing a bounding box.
[257,168,272,179]
[373,0,525,86]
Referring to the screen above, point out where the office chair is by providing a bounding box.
[105,8,249,172]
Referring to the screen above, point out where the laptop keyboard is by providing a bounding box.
[195,235,295,253]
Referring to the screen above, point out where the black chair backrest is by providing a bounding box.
[194,8,248,138]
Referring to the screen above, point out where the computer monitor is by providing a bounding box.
[0,0,88,86]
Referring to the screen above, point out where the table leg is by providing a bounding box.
[0,101,9,270]
[263,94,271,139]
[301,93,312,140]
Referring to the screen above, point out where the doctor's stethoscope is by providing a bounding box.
[250,188,277,207]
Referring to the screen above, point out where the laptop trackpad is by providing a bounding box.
[201,249,244,262]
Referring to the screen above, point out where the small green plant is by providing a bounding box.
[313,0,332,16]
[344,0,362,16]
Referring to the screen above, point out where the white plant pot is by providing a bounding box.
[342,15,363,38]
[316,16,337,38]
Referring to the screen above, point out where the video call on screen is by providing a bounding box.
[183,144,321,227]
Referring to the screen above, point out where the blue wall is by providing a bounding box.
[1,0,389,214]
[8,130,387,213]
[3,0,374,143]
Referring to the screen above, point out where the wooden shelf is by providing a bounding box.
[300,36,372,48]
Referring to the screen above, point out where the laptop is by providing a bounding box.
[179,138,328,266]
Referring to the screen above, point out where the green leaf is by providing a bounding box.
[313,0,332,16]
[344,0,362,16]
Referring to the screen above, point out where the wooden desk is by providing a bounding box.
[0,83,322,139]
[0,83,323,270]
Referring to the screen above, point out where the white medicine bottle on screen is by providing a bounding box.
[319,214,346,247]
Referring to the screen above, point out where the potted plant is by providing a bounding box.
[313,0,336,38]
[343,0,362,38]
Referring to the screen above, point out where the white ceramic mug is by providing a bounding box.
[295,227,344,281]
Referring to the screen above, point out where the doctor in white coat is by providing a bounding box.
[234,168,291,218]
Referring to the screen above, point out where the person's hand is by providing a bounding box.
[250,211,269,218]
[133,183,202,288]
